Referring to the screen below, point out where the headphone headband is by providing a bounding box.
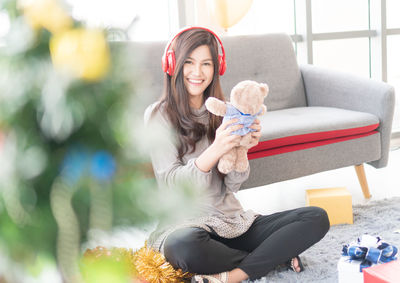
[161,26,226,76]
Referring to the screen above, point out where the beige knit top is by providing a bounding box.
[144,102,259,253]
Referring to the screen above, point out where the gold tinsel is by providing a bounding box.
[133,242,193,283]
[83,242,193,283]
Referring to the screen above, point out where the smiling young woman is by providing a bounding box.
[144,27,329,283]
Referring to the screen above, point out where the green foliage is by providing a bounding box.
[0,1,165,281]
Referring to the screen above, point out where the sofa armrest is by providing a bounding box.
[300,64,395,168]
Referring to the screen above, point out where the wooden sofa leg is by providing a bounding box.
[354,164,371,199]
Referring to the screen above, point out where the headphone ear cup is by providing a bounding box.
[162,54,168,73]
[166,50,176,76]
[218,54,226,76]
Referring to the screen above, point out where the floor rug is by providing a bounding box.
[245,197,400,282]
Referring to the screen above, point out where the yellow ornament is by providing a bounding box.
[50,28,110,81]
[208,0,253,29]
[21,0,72,34]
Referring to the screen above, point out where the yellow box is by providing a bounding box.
[306,187,353,225]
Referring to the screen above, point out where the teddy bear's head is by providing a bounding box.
[230,80,269,115]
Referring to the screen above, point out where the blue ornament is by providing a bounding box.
[90,151,116,182]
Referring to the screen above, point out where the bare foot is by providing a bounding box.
[291,257,301,272]
[290,256,304,273]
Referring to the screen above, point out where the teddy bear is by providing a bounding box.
[205,80,269,174]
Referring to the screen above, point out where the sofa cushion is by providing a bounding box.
[222,34,306,111]
[248,106,379,159]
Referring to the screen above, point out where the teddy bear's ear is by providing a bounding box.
[260,83,269,97]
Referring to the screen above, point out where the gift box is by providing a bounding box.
[306,187,353,225]
[338,235,398,283]
[337,256,363,283]
[363,260,400,283]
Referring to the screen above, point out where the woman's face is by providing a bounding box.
[183,45,214,108]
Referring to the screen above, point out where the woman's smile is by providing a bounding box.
[187,78,204,85]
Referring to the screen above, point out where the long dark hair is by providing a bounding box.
[154,28,225,160]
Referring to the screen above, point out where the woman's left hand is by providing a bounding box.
[247,119,262,149]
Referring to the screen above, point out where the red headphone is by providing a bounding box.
[161,26,226,76]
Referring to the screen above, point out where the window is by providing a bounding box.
[386,0,400,29]
[387,38,400,132]
[65,0,178,41]
[227,0,295,36]
[313,38,370,78]
[312,0,369,33]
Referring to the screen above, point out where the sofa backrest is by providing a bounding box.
[222,34,306,110]
[126,33,306,111]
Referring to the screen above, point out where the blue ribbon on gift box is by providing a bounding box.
[342,237,398,272]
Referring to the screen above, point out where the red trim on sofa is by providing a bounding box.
[248,123,379,154]
[247,130,379,160]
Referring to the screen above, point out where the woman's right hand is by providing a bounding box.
[211,119,243,158]
[195,119,243,173]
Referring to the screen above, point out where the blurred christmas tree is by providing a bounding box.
[0,0,200,282]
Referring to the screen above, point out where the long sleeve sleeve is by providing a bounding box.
[224,167,250,193]
[152,152,212,190]
[144,104,212,190]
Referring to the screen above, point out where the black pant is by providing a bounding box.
[164,206,329,280]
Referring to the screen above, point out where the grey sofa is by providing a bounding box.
[132,33,395,198]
